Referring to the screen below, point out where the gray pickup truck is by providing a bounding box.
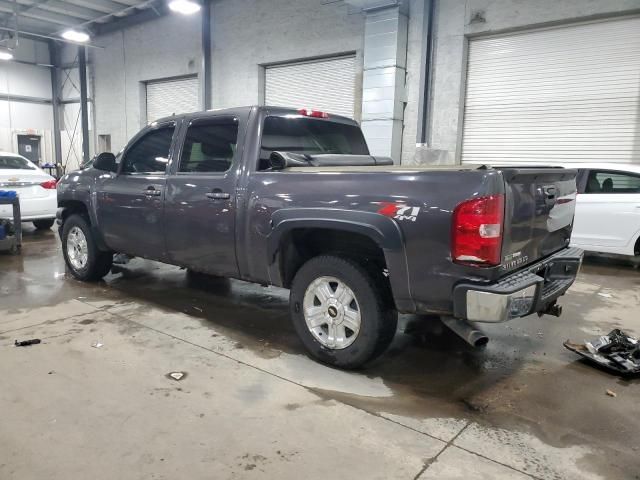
[57,106,583,368]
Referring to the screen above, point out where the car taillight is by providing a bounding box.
[297,108,329,119]
[452,194,504,266]
[40,179,57,189]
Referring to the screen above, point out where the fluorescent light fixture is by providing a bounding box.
[61,29,90,43]
[168,0,201,15]
[0,47,13,61]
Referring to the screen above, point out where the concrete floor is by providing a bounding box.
[1,226,639,480]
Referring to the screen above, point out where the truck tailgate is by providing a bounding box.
[500,168,578,271]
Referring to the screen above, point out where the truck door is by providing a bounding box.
[164,116,240,276]
[95,122,176,259]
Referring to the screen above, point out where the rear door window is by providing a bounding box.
[179,119,239,173]
[585,170,640,194]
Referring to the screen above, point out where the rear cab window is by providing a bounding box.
[585,170,640,194]
[258,115,369,170]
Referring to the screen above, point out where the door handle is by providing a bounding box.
[143,186,162,196]
[206,191,230,200]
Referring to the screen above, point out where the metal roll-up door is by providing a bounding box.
[146,76,199,123]
[461,17,640,165]
[265,55,356,118]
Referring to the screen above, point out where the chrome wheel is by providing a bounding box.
[66,226,88,270]
[303,276,361,349]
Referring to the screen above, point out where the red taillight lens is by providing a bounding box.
[40,179,57,189]
[452,194,504,266]
[297,108,329,119]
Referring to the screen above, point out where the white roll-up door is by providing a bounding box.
[146,76,199,123]
[461,17,640,165]
[265,55,356,118]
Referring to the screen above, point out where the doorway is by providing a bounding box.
[17,135,41,165]
[98,134,112,153]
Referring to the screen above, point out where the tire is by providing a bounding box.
[61,214,113,281]
[289,255,397,369]
[33,219,55,230]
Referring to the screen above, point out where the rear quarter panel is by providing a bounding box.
[244,168,504,314]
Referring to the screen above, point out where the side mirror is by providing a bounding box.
[93,152,117,172]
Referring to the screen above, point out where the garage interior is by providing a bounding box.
[1,0,640,479]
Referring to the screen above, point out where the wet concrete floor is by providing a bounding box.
[1,226,639,479]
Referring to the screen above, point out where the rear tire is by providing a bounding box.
[33,219,55,230]
[61,214,112,281]
[289,255,397,369]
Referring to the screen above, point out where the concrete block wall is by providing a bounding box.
[210,0,365,111]
[87,13,201,154]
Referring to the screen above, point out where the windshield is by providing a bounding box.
[259,116,369,169]
[0,155,37,170]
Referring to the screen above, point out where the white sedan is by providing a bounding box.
[0,152,57,230]
[569,163,640,257]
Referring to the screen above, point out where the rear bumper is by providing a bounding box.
[0,191,56,221]
[453,247,583,323]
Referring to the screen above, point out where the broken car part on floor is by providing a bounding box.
[565,329,640,375]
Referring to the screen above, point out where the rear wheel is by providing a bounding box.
[61,214,112,281]
[33,219,55,230]
[289,255,397,369]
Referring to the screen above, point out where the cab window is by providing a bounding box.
[258,116,369,170]
[121,126,175,174]
[179,119,238,173]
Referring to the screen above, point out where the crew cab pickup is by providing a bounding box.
[57,106,583,368]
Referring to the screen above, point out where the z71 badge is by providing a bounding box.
[377,203,421,222]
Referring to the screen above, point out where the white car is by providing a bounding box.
[569,163,640,257]
[0,152,57,230]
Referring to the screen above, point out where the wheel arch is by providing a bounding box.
[58,199,110,251]
[267,208,415,312]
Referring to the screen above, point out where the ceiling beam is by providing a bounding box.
[0,3,85,26]
[110,0,143,7]
[63,0,133,14]
[91,1,164,35]
[0,24,104,46]
[0,0,50,26]
[37,1,106,20]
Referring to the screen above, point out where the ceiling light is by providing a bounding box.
[61,29,90,43]
[0,47,13,61]
[168,0,201,15]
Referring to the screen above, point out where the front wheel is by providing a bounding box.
[61,214,113,281]
[289,255,397,369]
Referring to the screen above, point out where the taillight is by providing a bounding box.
[40,179,57,189]
[297,108,329,119]
[452,194,504,266]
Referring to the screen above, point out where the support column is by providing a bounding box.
[359,4,408,163]
[416,0,436,145]
[78,45,90,165]
[201,0,212,110]
[48,41,63,175]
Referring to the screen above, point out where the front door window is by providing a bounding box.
[121,127,175,174]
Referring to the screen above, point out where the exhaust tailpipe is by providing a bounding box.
[441,316,489,348]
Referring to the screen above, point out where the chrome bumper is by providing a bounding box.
[453,247,583,323]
